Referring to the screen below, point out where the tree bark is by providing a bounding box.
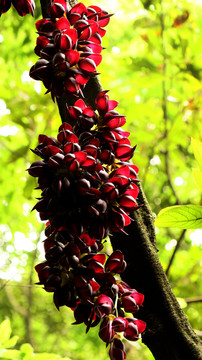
[39,0,202,359]
[85,78,202,360]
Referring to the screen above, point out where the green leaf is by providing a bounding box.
[3,336,19,349]
[33,354,71,360]
[191,137,202,171]
[0,349,20,359]
[133,15,159,28]
[0,319,12,346]
[155,205,202,229]
[192,168,202,191]
[20,343,33,360]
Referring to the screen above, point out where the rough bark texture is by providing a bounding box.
[86,79,202,360]
[39,0,202,359]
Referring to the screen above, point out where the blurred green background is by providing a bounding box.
[0,0,201,359]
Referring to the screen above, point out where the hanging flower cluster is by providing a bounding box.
[0,0,35,16]
[29,2,111,100]
[29,91,146,359]
[26,1,146,359]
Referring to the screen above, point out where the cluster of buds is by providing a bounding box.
[0,0,35,16]
[29,2,112,100]
[29,91,146,360]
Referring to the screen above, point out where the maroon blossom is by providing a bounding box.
[48,0,67,19]
[29,3,111,99]
[109,337,126,360]
[0,0,35,16]
[121,291,144,313]
[123,317,146,341]
[112,317,128,332]
[94,294,114,318]
[105,250,127,274]
[99,316,115,344]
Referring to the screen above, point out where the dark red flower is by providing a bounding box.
[123,317,146,341]
[105,250,127,274]
[121,291,144,313]
[94,294,114,318]
[0,0,35,16]
[48,0,67,18]
[112,317,128,332]
[99,316,115,344]
[109,337,126,360]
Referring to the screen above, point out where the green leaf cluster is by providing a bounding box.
[0,319,70,360]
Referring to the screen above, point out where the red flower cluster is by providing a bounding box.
[0,0,34,16]
[29,2,111,100]
[29,90,145,359]
[67,90,136,164]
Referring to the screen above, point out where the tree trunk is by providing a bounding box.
[85,77,202,360]
[39,0,202,359]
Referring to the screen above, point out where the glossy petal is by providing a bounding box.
[75,73,89,85]
[64,77,79,93]
[87,53,102,66]
[112,317,128,332]
[55,17,70,30]
[65,50,80,66]
[74,151,87,164]
[79,58,97,73]
[12,0,35,16]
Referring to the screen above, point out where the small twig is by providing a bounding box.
[24,230,43,347]
[3,283,28,317]
[165,229,186,277]
[185,296,202,304]
[164,150,182,205]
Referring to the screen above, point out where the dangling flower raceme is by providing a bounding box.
[29,17,145,354]
[0,0,35,16]
[29,2,112,100]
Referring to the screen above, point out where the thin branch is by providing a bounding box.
[160,0,168,139]
[164,150,182,205]
[165,229,186,277]
[24,230,43,347]
[185,297,202,304]
[3,281,28,317]
[160,1,181,206]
